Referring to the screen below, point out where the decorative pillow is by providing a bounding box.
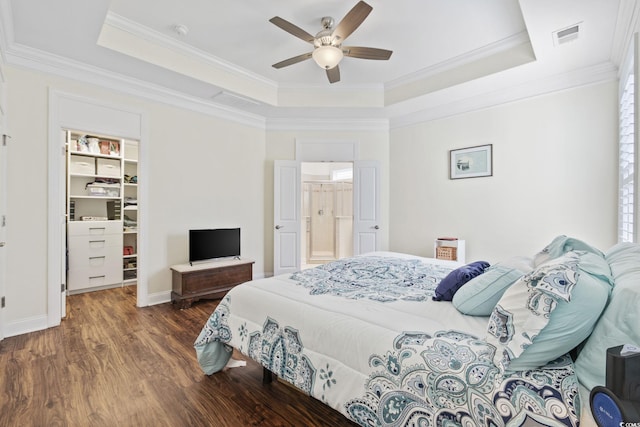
[486,252,611,371]
[577,249,615,287]
[452,265,524,316]
[574,243,640,390]
[493,256,534,273]
[533,235,604,267]
[432,261,490,301]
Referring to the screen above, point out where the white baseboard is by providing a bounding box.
[146,290,171,306]
[4,315,49,338]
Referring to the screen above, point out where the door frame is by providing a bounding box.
[0,134,6,342]
[0,56,7,340]
[274,139,381,274]
[47,90,148,327]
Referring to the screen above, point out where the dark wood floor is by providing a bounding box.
[0,286,358,427]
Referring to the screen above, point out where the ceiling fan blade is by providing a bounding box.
[272,52,313,69]
[269,17,315,44]
[333,1,373,42]
[342,46,392,60]
[326,66,340,84]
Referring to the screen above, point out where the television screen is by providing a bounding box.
[189,228,240,263]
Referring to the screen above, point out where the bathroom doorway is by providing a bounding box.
[301,162,353,269]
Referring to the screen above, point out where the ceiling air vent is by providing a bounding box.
[211,91,261,109]
[553,22,582,46]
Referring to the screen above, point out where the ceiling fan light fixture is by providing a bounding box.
[270,1,390,82]
[312,45,343,69]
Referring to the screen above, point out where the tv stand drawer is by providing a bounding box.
[170,260,254,309]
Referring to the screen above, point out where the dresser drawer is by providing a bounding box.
[68,244,122,270]
[68,229,122,270]
[67,220,123,292]
[68,221,122,237]
[68,234,122,254]
[68,264,122,291]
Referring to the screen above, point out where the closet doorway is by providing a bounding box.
[48,91,147,327]
[301,162,353,269]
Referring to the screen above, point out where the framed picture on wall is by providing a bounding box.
[449,144,493,179]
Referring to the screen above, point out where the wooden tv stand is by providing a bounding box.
[170,259,254,309]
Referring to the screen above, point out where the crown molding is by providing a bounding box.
[610,0,640,73]
[389,61,618,129]
[385,31,532,90]
[278,81,384,92]
[0,0,13,64]
[5,42,266,129]
[3,38,389,132]
[105,12,277,91]
[266,117,389,132]
[4,37,617,134]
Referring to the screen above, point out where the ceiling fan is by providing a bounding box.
[269,1,393,84]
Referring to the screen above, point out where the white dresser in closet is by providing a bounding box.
[67,221,123,293]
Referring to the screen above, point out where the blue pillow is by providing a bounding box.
[575,243,640,390]
[432,261,490,301]
[452,265,524,316]
[534,235,604,266]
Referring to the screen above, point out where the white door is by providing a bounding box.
[353,160,381,255]
[0,134,7,341]
[273,160,301,276]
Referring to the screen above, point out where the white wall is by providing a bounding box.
[389,81,619,262]
[4,66,265,333]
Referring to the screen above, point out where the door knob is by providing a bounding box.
[0,242,5,247]
[275,225,283,230]
[374,225,380,229]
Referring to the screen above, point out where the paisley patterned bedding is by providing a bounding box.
[290,256,454,302]
[194,254,580,426]
[346,331,579,426]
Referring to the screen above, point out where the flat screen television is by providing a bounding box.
[189,228,240,264]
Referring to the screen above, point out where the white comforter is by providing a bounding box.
[194,252,580,426]
[196,252,487,372]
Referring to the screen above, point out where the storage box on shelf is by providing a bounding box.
[436,246,457,260]
[69,156,95,175]
[86,182,120,197]
[434,237,466,263]
[97,157,121,177]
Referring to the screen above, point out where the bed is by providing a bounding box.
[194,238,640,426]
